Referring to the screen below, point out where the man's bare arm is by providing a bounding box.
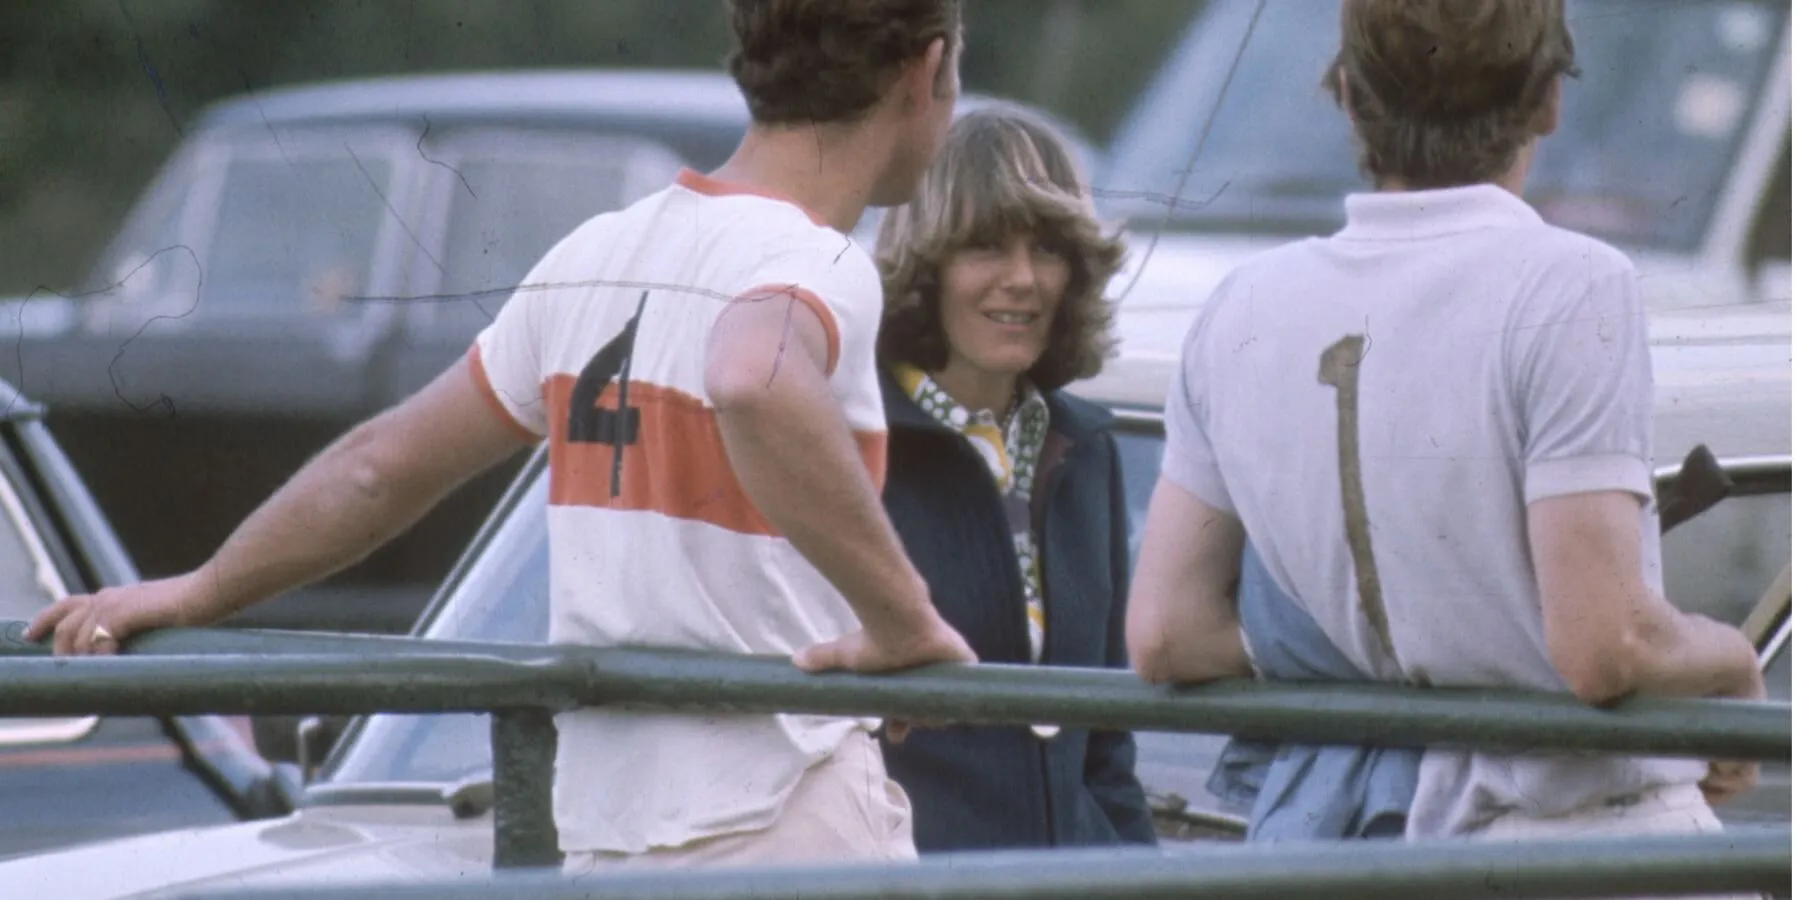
[1125,477,1252,684]
[705,292,968,669]
[28,356,532,651]
[1531,490,1762,706]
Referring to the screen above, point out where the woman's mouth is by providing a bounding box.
[983,311,1038,326]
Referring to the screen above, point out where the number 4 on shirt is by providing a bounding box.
[567,290,650,498]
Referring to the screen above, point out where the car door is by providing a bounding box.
[0,402,267,859]
[39,123,417,420]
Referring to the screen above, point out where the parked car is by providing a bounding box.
[0,377,290,861]
[2,69,1098,636]
[1090,0,1793,632]
[0,368,1786,895]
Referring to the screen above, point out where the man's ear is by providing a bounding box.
[1530,79,1562,137]
[902,36,947,113]
[1336,66,1356,121]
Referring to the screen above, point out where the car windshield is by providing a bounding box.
[86,127,399,318]
[321,469,550,787]
[1100,0,1787,252]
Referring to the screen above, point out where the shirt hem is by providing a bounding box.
[1524,453,1651,504]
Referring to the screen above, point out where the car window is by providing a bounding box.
[200,153,395,318]
[1661,493,1791,629]
[323,469,550,786]
[1764,630,1791,702]
[425,133,688,331]
[1113,426,1165,572]
[79,150,206,327]
[1102,0,1787,252]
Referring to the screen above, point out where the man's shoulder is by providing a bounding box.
[1504,221,1637,281]
[745,229,881,303]
[1209,236,1335,296]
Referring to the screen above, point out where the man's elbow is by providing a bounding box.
[1129,644,1176,686]
[1549,628,1644,707]
[335,417,409,504]
[1126,624,1188,686]
[1557,656,1637,707]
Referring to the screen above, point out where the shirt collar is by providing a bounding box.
[1337,183,1543,242]
[891,363,1048,435]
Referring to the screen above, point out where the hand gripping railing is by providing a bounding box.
[0,620,1790,897]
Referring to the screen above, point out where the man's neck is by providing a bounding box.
[710,124,892,233]
[1375,146,1533,197]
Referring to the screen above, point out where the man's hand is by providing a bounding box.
[1701,664,1766,806]
[793,613,977,743]
[793,615,976,674]
[24,572,209,656]
[1701,759,1759,806]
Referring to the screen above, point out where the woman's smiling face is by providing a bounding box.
[936,230,1070,380]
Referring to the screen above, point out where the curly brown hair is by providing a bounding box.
[1326,0,1580,188]
[725,0,962,126]
[874,104,1124,392]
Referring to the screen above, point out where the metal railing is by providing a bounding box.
[0,621,1790,897]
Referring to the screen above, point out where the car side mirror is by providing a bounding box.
[251,714,347,780]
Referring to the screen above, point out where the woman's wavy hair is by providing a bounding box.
[874,103,1125,392]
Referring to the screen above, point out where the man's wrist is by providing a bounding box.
[863,575,940,644]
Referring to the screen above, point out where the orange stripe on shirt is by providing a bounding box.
[466,344,543,442]
[545,374,886,536]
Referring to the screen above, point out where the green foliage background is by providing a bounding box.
[0,0,1202,295]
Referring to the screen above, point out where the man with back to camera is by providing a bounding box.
[29,0,978,871]
[1123,0,1764,881]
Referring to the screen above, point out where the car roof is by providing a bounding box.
[195,68,753,131]
[193,68,1081,134]
[190,68,1101,171]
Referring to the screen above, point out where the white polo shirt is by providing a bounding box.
[1162,184,1705,837]
[469,169,888,854]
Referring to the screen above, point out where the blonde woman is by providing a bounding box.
[871,105,1156,852]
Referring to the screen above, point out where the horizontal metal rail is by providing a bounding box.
[0,621,1788,760]
[193,831,1791,900]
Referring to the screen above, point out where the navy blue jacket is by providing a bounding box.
[877,371,1158,853]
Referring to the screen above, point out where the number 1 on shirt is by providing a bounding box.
[1318,335,1398,666]
[567,290,650,498]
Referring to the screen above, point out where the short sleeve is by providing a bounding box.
[1161,306,1235,514]
[1512,260,1655,504]
[468,284,549,441]
[738,245,882,383]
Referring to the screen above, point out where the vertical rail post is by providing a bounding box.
[491,707,561,871]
